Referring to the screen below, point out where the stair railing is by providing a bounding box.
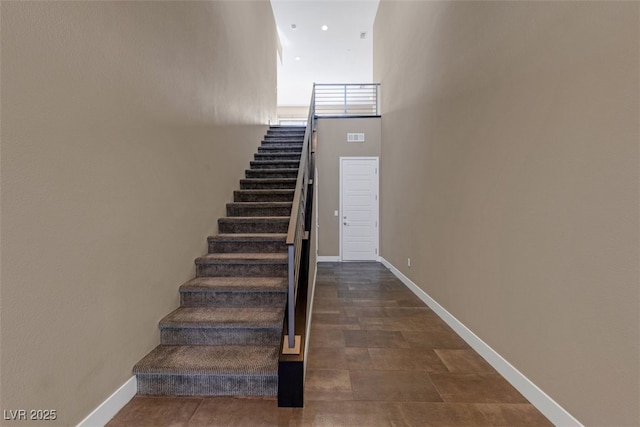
[284,87,316,351]
[314,83,380,117]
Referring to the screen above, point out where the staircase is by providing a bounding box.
[133,126,305,397]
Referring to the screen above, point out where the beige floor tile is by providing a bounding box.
[429,373,528,404]
[350,370,442,402]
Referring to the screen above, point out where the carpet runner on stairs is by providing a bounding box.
[133,126,305,397]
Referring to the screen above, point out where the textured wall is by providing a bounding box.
[1,2,276,425]
[316,118,381,257]
[374,1,639,425]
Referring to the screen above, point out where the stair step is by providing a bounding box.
[263,137,304,143]
[260,141,304,146]
[250,160,300,170]
[246,169,298,179]
[240,178,296,189]
[180,276,287,307]
[267,128,305,134]
[258,146,302,153]
[209,233,287,253]
[257,146,302,153]
[134,345,278,396]
[234,189,294,202]
[218,217,290,234]
[266,133,305,138]
[195,253,288,277]
[226,202,292,217]
[159,307,284,346]
[264,132,304,139]
[254,153,301,161]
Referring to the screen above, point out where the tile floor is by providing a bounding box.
[107,262,552,426]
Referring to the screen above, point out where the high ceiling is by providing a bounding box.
[270,0,380,107]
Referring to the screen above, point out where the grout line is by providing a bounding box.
[185,399,205,425]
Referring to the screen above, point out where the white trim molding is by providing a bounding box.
[317,256,340,262]
[380,257,583,427]
[77,376,137,427]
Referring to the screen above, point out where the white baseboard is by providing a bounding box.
[317,256,340,262]
[77,376,137,427]
[380,257,583,427]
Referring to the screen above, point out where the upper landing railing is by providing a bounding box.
[314,83,380,117]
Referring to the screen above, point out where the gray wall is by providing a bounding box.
[316,118,381,257]
[1,2,277,424]
[374,1,639,425]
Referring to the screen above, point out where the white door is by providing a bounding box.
[340,157,379,261]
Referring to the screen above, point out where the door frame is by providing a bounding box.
[339,156,380,262]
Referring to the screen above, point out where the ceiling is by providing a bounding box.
[270,0,380,106]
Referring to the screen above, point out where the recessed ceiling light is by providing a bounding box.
[321,25,328,31]
[295,56,301,61]
[291,24,297,30]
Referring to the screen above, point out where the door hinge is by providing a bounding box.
[375,167,378,174]
[375,194,378,201]
[375,248,378,254]
[375,221,378,227]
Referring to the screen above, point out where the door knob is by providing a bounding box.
[343,222,348,226]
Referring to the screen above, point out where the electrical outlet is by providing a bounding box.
[408,258,411,267]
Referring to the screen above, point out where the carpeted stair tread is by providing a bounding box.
[227,202,292,207]
[180,276,288,292]
[256,148,302,154]
[209,233,287,241]
[254,153,301,161]
[257,144,303,149]
[234,190,295,195]
[227,202,292,217]
[239,178,297,189]
[195,253,287,277]
[245,168,299,174]
[263,142,303,145]
[234,189,295,202]
[266,134,305,138]
[218,216,290,223]
[263,135,304,138]
[245,168,300,171]
[267,130,305,134]
[134,345,278,375]
[179,277,287,308]
[226,202,292,217]
[160,307,285,329]
[217,216,290,234]
[239,178,297,184]
[257,146,302,153]
[258,144,303,149]
[250,160,300,169]
[197,252,288,263]
[208,235,287,253]
[251,160,300,163]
